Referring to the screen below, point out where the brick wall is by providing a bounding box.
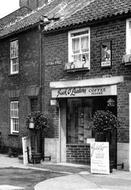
[44,18,131,142]
[117,79,131,143]
[0,27,41,151]
[66,144,90,164]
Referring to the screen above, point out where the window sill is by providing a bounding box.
[8,73,19,77]
[101,66,112,69]
[8,133,19,137]
[64,67,90,72]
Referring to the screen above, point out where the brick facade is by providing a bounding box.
[66,144,90,164]
[0,27,41,152]
[44,18,131,143]
[0,5,131,168]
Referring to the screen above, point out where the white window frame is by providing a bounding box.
[126,19,131,54]
[10,101,19,134]
[68,28,90,69]
[10,40,19,74]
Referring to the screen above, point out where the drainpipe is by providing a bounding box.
[38,22,43,112]
[38,17,50,158]
[38,17,50,112]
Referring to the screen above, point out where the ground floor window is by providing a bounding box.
[10,101,19,134]
[66,96,117,144]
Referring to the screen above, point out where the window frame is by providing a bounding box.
[10,100,19,134]
[10,39,19,75]
[126,19,131,54]
[68,27,90,70]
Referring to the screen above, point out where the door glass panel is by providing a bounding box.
[67,98,93,144]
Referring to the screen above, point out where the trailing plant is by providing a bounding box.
[26,111,49,131]
[93,110,119,133]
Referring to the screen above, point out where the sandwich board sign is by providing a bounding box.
[90,142,110,174]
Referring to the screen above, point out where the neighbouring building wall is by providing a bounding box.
[0,27,41,152]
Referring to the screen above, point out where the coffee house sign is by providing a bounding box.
[51,85,117,98]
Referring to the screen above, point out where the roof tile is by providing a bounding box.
[0,0,131,37]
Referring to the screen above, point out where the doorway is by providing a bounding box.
[29,97,42,154]
[66,96,117,166]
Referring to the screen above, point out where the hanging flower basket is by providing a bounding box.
[26,111,49,131]
[92,110,119,133]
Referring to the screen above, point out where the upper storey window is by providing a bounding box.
[126,19,131,54]
[66,28,90,71]
[10,40,19,74]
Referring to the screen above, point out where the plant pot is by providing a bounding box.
[95,132,106,142]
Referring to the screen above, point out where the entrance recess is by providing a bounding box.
[66,96,117,166]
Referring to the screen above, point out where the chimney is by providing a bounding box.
[19,0,49,10]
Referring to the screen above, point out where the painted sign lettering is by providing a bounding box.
[52,85,117,98]
[91,142,110,174]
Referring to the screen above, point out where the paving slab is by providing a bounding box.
[1,154,131,190]
[35,174,100,190]
[35,169,131,190]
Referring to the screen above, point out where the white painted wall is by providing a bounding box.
[129,93,131,171]
[44,138,59,162]
[117,143,129,171]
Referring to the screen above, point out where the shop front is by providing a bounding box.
[50,76,123,165]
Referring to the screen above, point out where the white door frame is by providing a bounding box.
[129,93,131,171]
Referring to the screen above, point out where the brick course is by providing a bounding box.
[44,18,131,144]
[0,27,41,151]
[66,144,90,164]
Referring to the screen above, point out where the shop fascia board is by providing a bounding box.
[50,76,124,89]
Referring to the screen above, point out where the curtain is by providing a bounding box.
[72,38,80,54]
[81,36,88,52]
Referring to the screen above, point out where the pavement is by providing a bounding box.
[0,154,131,190]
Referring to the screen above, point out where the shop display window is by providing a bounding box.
[67,98,93,144]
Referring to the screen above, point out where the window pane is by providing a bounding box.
[10,101,19,133]
[81,53,89,63]
[127,21,131,54]
[10,102,18,117]
[12,118,19,131]
[67,99,93,144]
[12,58,19,73]
[73,54,81,62]
[72,38,80,54]
[81,36,88,52]
[10,40,18,58]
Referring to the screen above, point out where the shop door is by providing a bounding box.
[67,98,93,144]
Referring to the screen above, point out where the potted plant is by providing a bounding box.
[93,110,119,141]
[26,111,50,163]
[26,111,49,131]
[92,110,120,171]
